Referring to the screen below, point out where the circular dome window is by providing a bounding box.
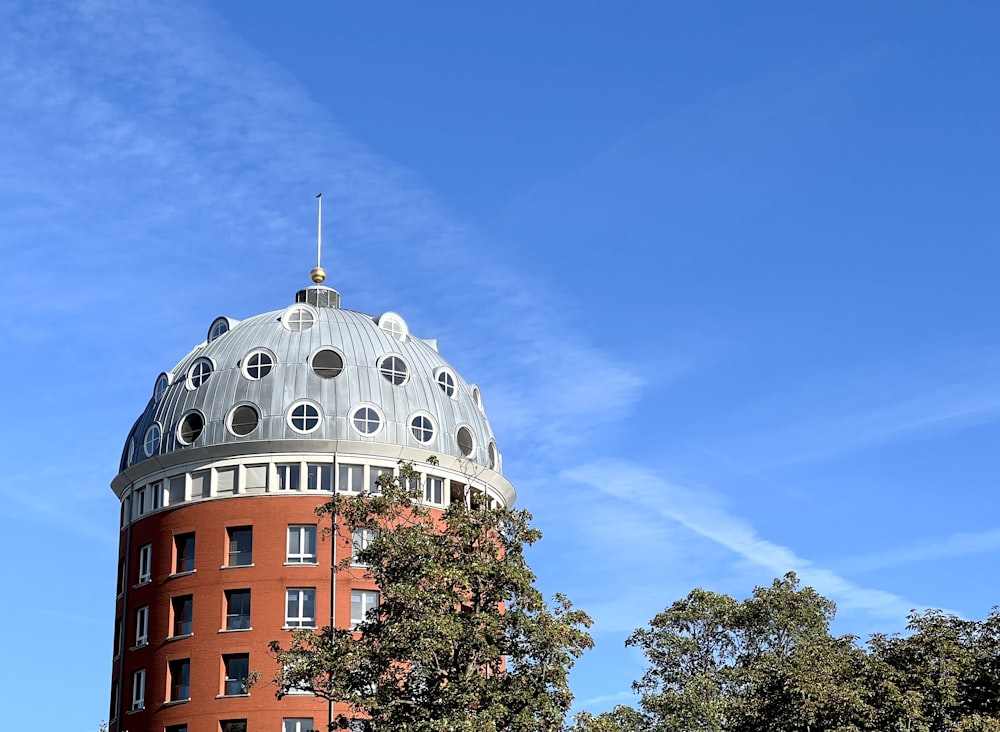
[488,440,498,470]
[242,349,274,380]
[126,439,136,466]
[228,404,260,436]
[351,405,383,436]
[377,312,408,342]
[311,348,344,379]
[456,426,475,457]
[283,305,316,332]
[207,316,230,342]
[153,372,170,402]
[471,386,484,412]
[288,401,321,434]
[410,414,435,444]
[142,423,161,457]
[378,355,409,386]
[187,358,213,389]
[436,369,456,398]
[177,412,205,445]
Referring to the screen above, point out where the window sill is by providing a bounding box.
[168,569,196,579]
[127,706,145,715]
[216,693,251,699]
[167,633,193,642]
[282,625,317,631]
[220,563,255,570]
[130,642,148,651]
[163,698,190,707]
[132,579,151,589]
[283,561,319,567]
[218,627,253,633]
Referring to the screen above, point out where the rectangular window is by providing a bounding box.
[131,668,145,711]
[151,480,163,509]
[307,464,333,490]
[225,589,251,630]
[166,725,188,732]
[350,590,379,629]
[137,543,152,584]
[120,497,129,527]
[109,679,119,720]
[369,467,393,494]
[191,469,210,498]
[283,719,314,732]
[284,661,313,695]
[277,463,301,491]
[338,463,363,493]
[244,464,267,491]
[116,556,126,595]
[134,486,147,517]
[227,526,253,566]
[220,721,246,732]
[425,477,444,505]
[174,532,195,573]
[351,528,376,566]
[169,658,191,701]
[287,525,317,564]
[113,616,123,657]
[286,588,316,628]
[216,467,237,495]
[168,475,185,504]
[223,653,250,696]
[135,605,149,647]
[172,595,193,637]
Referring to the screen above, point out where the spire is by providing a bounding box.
[310,192,327,284]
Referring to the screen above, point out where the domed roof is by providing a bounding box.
[119,286,501,476]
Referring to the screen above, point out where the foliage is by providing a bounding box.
[569,574,1000,732]
[268,461,593,732]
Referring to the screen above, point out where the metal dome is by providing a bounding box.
[119,286,500,476]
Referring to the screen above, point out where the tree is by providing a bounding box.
[268,461,593,732]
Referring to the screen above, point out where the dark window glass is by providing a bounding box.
[172,595,193,636]
[311,349,344,378]
[230,405,259,436]
[226,589,251,630]
[178,412,204,444]
[221,721,247,732]
[175,533,195,573]
[169,659,190,701]
[224,654,250,695]
[228,527,253,566]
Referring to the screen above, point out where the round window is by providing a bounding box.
[242,350,274,380]
[288,402,321,434]
[177,412,205,445]
[187,358,213,389]
[153,372,170,402]
[143,423,161,457]
[488,441,498,470]
[285,307,316,332]
[378,355,409,385]
[456,426,475,457]
[311,349,344,378]
[228,404,260,436]
[471,386,484,412]
[410,414,434,444]
[436,369,456,398]
[126,439,136,466]
[352,406,382,436]
[380,317,405,341]
[208,316,230,342]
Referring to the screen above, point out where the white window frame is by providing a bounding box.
[137,544,152,585]
[350,590,379,629]
[351,528,376,566]
[135,605,149,647]
[131,668,146,711]
[306,464,332,491]
[369,466,393,495]
[425,477,444,506]
[277,463,301,491]
[338,464,364,493]
[241,348,275,380]
[286,588,316,628]
[287,401,322,434]
[377,354,409,385]
[283,719,315,732]
[286,525,317,564]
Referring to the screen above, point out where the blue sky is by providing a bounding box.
[3,0,1000,726]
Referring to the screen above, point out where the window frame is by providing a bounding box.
[287,400,322,434]
[137,543,152,585]
[174,532,196,574]
[171,594,194,638]
[186,357,214,390]
[285,587,317,628]
[223,653,250,696]
[135,605,149,647]
[351,528,376,567]
[169,658,191,702]
[225,588,252,631]
[350,404,383,437]
[241,348,275,380]
[283,719,315,732]
[350,589,379,629]
[286,525,318,565]
[131,668,146,711]
[377,354,409,385]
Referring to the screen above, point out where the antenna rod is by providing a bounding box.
[310,193,327,284]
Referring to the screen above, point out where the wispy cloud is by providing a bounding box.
[838,528,1000,574]
[564,459,919,620]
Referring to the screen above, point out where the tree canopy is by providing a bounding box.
[570,574,1000,732]
[267,461,593,732]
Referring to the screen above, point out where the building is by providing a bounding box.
[109,267,515,732]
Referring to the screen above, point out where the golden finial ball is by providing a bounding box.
[310,267,327,284]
